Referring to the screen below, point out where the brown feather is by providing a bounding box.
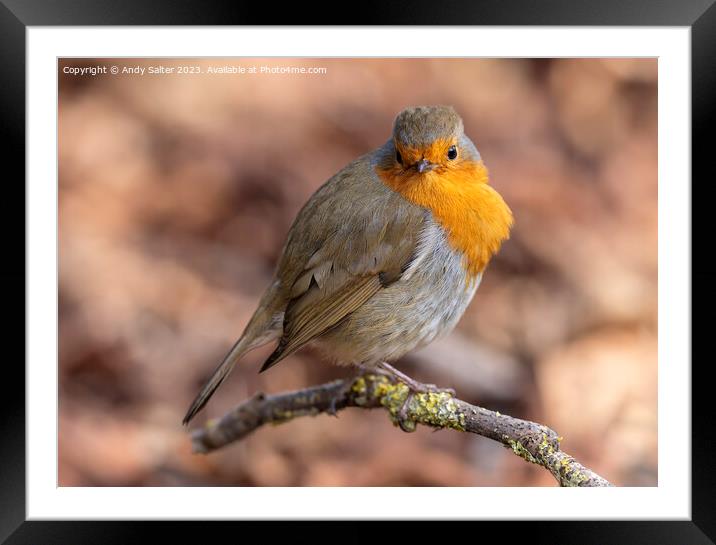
[260,275,383,372]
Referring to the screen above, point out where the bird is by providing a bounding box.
[182,105,513,426]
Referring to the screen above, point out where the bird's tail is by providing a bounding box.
[182,336,251,425]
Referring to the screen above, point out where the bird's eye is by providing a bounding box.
[447,145,458,160]
[396,149,403,165]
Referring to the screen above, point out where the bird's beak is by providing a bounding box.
[416,158,433,173]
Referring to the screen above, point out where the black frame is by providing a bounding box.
[2,1,712,542]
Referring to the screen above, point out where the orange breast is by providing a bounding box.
[376,159,513,278]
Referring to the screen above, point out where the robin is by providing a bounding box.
[183,105,513,426]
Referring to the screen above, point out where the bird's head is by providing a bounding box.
[387,105,481,177]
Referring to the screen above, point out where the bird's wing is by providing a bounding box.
[261,155,426,371]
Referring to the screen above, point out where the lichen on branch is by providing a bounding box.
[189,373,612,487]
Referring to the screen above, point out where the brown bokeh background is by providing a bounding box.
[58,58,657,486]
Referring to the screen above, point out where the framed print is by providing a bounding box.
[3,0,713,542]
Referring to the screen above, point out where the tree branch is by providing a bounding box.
[189,373,612,487]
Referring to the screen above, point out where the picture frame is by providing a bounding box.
[2,0,711,541]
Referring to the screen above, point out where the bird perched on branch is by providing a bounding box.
[183,105,513,426]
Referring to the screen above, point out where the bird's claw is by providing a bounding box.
[327,397,339,417]
[395,392,417,433]
[326,376,358,417]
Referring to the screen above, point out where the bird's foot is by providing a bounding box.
[377,362,456,432]
[327,374,362,417]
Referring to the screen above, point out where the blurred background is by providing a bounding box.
[58,58,657,487]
